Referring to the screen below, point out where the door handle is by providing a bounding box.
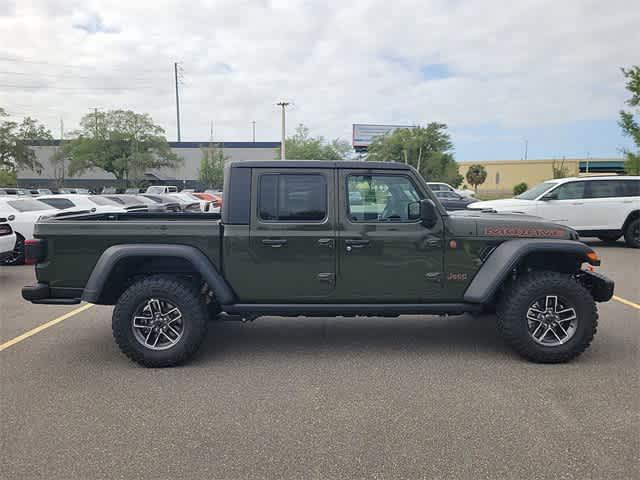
[345,239,370,248]
[317,273,335,286]
[426,238,441,247]
[261,239,288,248]
[622,200,633,203]
[571,202,584,205]
[318,238,334,248]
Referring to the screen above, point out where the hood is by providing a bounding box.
[447,209,578,240]
[467,198,535,211]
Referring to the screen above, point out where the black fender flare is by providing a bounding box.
[463,239,598,303]
[81,244,236,305]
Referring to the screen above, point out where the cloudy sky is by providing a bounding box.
[1,0,638,160]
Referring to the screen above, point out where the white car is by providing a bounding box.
[427,182,475,198]
[146,185,178,194]
[468,176,640,247]
[169,192,212,212]
[0,197,58,265]
[37,194,128,214]
[0,218,17,264]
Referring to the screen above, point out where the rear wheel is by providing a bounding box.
[0,234,25,266]
[112,275,208,367]
[497,271,597,363]
[623,218,640,248]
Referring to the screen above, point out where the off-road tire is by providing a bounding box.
[623,218,640,248]
[112,275,208,367]
[497,271,598,363]
[0,233,25,266]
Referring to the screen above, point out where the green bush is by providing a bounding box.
[513,182,528,196]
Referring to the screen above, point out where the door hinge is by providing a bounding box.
[317,273,336,286]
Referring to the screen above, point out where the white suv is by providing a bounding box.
[468,176,640,248]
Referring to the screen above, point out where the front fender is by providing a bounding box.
[463,239,598,304]
[81,244,236,305]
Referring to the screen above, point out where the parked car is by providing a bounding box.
[0,197,58,265]
[37,194,128,214]
[192,192,223,209]
[169,192,212,212]
[0,187,30,196]
[427,182,475,198]
[23,160,613,367]
[468,176,640,248]
[0,217,17,264]
[146,185,178,194]
[131,195,181,212]
[101,195,149,212]
[36,189,53,196]
[433,190,479,211]
[140,194,199,212]
[125,188,146,194]
[59,188,90,194]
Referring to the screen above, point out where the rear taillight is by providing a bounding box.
[25,239,47,265]
[0,224,13,236]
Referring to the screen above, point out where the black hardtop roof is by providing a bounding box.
[229,160,411,170]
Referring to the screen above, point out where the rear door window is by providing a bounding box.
[551,182,586,200]
[586,180,626,199]
[258,174,327,222]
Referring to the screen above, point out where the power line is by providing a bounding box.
[0,83,160,91]
[0,70,164,82]
[0,56,168,73]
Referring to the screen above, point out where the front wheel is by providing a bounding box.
[497,271,598,363]
[0,234,25,266]
[112,275,208,367]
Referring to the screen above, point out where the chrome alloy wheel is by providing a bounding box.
[131,298,184,350]
[526,295,578,346]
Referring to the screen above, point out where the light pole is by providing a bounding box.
[277,101,289,160]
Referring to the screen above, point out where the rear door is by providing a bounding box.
[247,168,336,302]
[581,180,637,230]
[335,169,444,302]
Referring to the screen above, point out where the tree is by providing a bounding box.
[199,144,227,189]
[61,109,181,187]
[551,157,570,178]
[1,108,52,174]
[277,124,351,160]
[366,123,463,186]
[513,182,528,195]
[465,164,487,192]
[0,168,17,186]
[619,66,640,175]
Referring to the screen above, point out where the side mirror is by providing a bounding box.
[420,199,438,228]
[540,192,556,201]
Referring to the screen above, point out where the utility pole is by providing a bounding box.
[174,62,181,142]
[210,121,214,143]
[59,118,65,186]
[93,107,99,138]
[524,139,528,161]
[586,152,590,173]
[252,120,256,142]
[277,101,289,160]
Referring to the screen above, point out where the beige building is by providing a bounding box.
[458,158,625,196]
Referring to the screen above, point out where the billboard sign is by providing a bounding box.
[352,124,416,148]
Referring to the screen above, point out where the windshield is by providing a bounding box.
[88,196,121,206]
[4,199,56,212]
[515,181,558,200]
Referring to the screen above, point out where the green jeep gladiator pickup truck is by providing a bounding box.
[22,161,614,367]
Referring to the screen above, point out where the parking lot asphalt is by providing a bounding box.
[1,240,638,480]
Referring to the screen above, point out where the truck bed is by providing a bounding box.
[33,212,222,291]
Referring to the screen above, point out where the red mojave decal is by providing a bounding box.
[484,227,566,238]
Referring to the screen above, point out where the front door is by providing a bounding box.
[335,170,444,302]
[248,168,336,302]
[536,181,588,229]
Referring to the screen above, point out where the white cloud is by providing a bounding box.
[0,0,638,146]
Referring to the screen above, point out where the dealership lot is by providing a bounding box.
[1,241,638,480]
